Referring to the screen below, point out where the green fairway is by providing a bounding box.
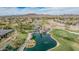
[49,29,79,51]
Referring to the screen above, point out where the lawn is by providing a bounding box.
[49,29,79,51]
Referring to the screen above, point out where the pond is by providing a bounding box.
[24,32,57,51]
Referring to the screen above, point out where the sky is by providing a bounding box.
[0,7,79,16]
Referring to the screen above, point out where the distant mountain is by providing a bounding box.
[25,13,51,16]
[24,13,79,17]
[0,13,79,17]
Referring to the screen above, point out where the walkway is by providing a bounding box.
[67,30,79,35]
[17,33,32,51]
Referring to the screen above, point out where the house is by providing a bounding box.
[0,29,14,40]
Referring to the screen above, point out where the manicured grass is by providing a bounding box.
[50,29,79,51]
[18,32,27,40]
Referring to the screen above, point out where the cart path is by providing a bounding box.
[17,33,32,51]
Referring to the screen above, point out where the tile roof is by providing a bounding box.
[0,29,13,36]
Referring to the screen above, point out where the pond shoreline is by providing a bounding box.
[24,32,57,51]
[47,29,59,51]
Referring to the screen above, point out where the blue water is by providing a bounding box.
[24,32,57,51]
